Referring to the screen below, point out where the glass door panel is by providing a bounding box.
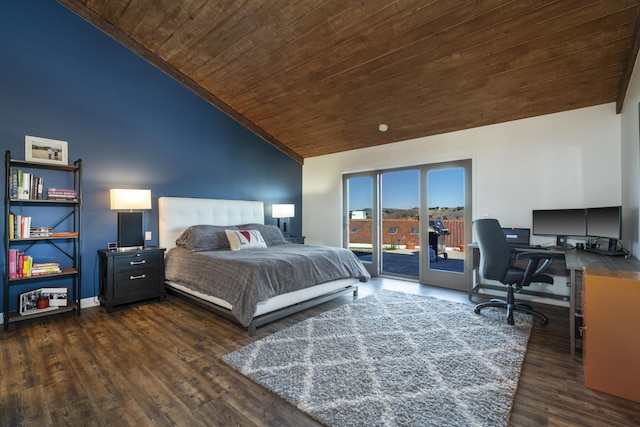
[420,160,471,291]
[344,174,378,276]
[381,169,419,279]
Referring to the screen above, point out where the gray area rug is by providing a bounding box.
[223,290,532,427]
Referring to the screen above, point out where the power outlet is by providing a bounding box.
[145,231,152,241]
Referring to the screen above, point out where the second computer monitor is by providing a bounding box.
[586,206,621,240]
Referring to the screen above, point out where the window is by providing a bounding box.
[388,227,398,234]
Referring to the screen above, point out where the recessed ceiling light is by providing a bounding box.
[378,123,389,132]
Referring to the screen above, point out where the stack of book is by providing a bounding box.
[8,249,62,278]
[30,226,53,238]
[9,168,44,200]
[31,262,62,276]
[46,188,77,201]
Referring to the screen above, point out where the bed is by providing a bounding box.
[158,197,370,335]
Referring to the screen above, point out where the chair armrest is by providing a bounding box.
[515,252,554,287]
[515,251,552,261]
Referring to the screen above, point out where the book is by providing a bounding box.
[17,252,24,277]
[46,195,77,200]
[8,214,14,240]
[47,193,77,197]
[19,216,31,238]
[41,287,68,306]
[20,172,30,199]
[51,231,78,237]
[10,168,18,199]
[22,255,32,277]
[14,214,20,238]
[31,176,44,199]
[18,287,68,314]
[17,169,23,199]
[18,288,41,314]
[8,249,18,279]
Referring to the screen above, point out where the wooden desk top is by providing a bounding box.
[467,242,564,254]
[469,243,640,272]
[565,249,640,272]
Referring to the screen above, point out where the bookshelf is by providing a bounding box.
[3,151,82,331]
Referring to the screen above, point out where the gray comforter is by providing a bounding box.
[165,243,370,326]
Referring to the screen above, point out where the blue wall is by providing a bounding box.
[0,0,302,309]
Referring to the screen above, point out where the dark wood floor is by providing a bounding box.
[1,277,640,426]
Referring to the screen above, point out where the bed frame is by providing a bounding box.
[158,197,359,335]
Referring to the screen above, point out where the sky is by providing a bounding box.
[349,167,464,210]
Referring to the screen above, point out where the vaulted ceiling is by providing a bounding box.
[60,1,640,164]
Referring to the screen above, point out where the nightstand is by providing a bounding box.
[285,236,305,244]
[98,247,165,313]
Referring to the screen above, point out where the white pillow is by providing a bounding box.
[225,229,267,251]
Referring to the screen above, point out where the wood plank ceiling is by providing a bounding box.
[60,0,640,164]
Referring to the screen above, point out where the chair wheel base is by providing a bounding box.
[474,298,549,326]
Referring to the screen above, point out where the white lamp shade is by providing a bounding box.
[110,189,152,210]
[272,203,295,218]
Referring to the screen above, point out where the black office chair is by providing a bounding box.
[473,218,551,325]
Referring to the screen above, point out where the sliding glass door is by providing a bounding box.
[344,159,471,290]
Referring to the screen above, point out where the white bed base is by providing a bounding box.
[158,197,359,335]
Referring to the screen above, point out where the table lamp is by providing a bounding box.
[272,204,295,237]
[110,189,151,250]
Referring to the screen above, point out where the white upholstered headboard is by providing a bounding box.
[158,197,265,250]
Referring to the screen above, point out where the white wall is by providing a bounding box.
[303,103,623,250]
[620,52,640,257]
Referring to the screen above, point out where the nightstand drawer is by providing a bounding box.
[114,252,163,272]
[112,271,163,303]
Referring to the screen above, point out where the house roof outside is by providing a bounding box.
[350,218,464,250]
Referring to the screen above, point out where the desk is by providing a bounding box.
[469,244,640,358]
[565,250,640,358]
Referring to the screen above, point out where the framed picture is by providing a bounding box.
[25,135,68,165]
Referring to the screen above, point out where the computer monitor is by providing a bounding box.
[532,208,586,247]
[501,227,530,247]
[586,206,621,240]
